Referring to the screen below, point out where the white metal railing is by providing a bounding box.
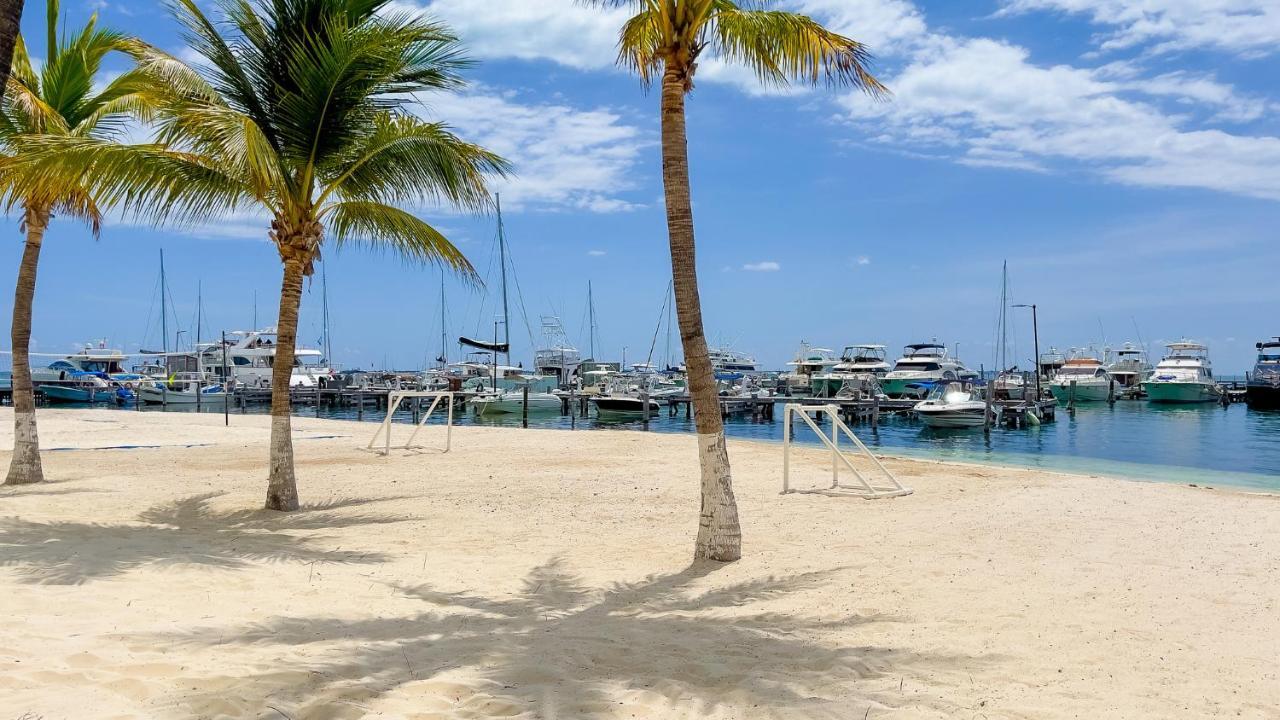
[367,391,455,456]
[781,403,912,499]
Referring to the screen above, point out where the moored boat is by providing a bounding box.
[780,342,838,395]
[811,344,890,397]
[914,381,992,429]
[1143,341,1222,404]
[1048,352,1116,402]
[880,343,976,399]
[1245,338,1280,410]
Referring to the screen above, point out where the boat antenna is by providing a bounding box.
[496,193,510,368]
[196,279,202,348]
[665,282,673,369]
[253,290,258,330]
[587,281,597,360]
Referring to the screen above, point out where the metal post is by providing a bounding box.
[830,405,839,489]
[640,390,650,430]
[781,404,792,494]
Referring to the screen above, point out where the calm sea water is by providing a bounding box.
[105,397,1280,491]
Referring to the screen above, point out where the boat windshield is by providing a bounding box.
[894,361,941,372]
[1058,367,1101,376]
[1259,346,1280,363]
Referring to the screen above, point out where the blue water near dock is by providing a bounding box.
[105,396,1280,491]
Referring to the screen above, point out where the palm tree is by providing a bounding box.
[0,0,157,485]
[11,0,506,508]
[586,0,887,561]
[0,0,22,99]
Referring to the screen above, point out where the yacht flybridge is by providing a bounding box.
[1143,341,1222,404]
[880,343,977,399]
[199,329,333,388]
[1246,338,1280,410]
[810,344,890,397]
[1104,342,1151,389]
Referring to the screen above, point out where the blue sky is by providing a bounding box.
[5,0,1279,373]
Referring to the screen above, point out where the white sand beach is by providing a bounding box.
[1,407,1278,719]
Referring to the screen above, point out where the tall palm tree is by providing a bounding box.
[0,0,22,99]
[0,0,156,485]
[12,0,506,508]
[586,0,887,561]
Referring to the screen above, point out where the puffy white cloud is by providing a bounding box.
[742,261,781,272]
[998,0,1280,56]
[839,16,1280,200]
[422,89,650,213]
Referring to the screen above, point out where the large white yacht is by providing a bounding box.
[1143,341,1222,403]
[810,344,891,397]
[199,329,333,388]
[1048,350,1116,402]
[880,343,977,399]
[708,347,758,373]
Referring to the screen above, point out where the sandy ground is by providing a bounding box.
[1,407,1278,720]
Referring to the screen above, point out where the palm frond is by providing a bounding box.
[323,200,476,279]
[318,112,508,210]
[617,8,664,87]
[712,6,888,95]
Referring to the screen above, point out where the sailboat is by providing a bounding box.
[464,195,560,416]
[992,262,1027,400]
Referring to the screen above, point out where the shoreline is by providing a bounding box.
[4,408,1279,719]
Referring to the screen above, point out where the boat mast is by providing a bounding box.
[197,279,202,348]
[439,268,447,368]
[998,260,1008,374]
[496,193,510,369]
[321,262,332,365]
[665,283,673,369]
[587,281,597,360]
[160,249,169,354]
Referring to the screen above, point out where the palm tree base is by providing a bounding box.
[5,410,44,485]
[693,431,742,562]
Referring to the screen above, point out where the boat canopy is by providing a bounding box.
[458,336,510,353]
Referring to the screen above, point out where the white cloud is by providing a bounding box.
[840,25,1280,201]
[587,249,607,256]
[742,261,781,272]
[422,89,650,213]
[999,0,1280,57]
[854,255,872,266]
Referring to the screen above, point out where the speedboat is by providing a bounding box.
[811,344,890,397]
[591,394,661,415]
[137,373,229,405]
[1246,338,1280,410]
[1104,342,1151,390]
[40,372,134,404]
[880,343,977,399]
[470,384,562,415]
[914,381,992,428]
[1143,341,1222,403]
[780,342,838,395]
[708,347,757,373]
[1048,352,1116,402]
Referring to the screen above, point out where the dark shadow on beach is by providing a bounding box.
[0,492,408,585]
[153,557,986,718]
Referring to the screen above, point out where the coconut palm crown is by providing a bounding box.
[12,0,508,508]
[584,0,887,562]
[0,0,161,485]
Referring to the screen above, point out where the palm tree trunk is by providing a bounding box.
[660,66,741,562]
[0,0,23,101]
[264,256,305,511]
[5,205,48,486]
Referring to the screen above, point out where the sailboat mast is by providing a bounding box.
[439,268,447,368]
[496,194,510,369]
[321,262,332,365]
[160,249,169,354]
[665,283,673,369]
[588,281,596,360]
[999,260,1008,373]
[197,279,202,347]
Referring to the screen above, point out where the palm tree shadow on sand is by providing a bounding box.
[0,492,407,584]
[156,558,992,718]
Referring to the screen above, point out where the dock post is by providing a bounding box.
[196,378,202,412]
[315,384,321,418]
[1069,380,1077,415]
[357,391,364,420]
[871,395,880,431]
[1108,379,1115,405]
[640,391,650,430]
[522,385,530,428]
[162,381,167,409]
[569,388,576,429]
[984,388,993,434]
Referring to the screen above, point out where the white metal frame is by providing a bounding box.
[367,391,455,455]
[782,403,912,499]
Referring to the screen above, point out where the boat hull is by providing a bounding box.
[1246,382,1280,410]
[137,387,229,405]
[471,393,561,415]
[881,377,941,399]
[40,385,127,404]
[916,408,989,428]
[1048,381,1113,402]
[592,397,660,415]
[1143,381,1221,403]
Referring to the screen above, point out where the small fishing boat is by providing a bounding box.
[780,342,838,395]
[137,373,229,405]
[1048,352,1116,402]
[1143,341,1222,403]
[914,381,992,429]
[1245,338,1280,410]
[469,380,562,415]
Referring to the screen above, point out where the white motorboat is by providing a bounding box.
[780,342,838,394]
[199,329,333,389]
[811,344,890,397]
[914,382,992,428]
[708,347,758,373]
[137,372,230,405]
[1143,341,1222,403]
[470,388,562,415]
[1104,342,1151,389]
[880,343,977,399]
[1048,351,1116,402]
